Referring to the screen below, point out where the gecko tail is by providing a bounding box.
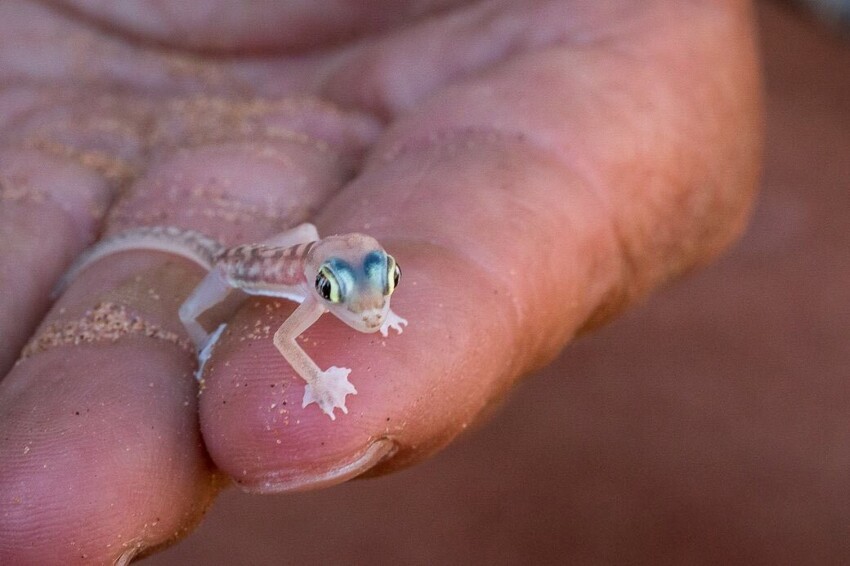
[51,226,226,299]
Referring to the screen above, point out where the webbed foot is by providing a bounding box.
[302,366,357,420]
[380,310,408,337]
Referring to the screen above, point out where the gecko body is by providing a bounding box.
[54,224,407,419]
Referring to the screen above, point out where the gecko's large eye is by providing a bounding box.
[385,255,401,296]
[315,267,342,303]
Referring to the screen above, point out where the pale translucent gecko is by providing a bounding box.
[54,223,408,420]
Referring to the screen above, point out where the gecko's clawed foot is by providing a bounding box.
[194,323,227,381]
[380,311,408,338]
[302,366,357,420]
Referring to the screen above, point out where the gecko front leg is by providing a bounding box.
[273,297,356,420]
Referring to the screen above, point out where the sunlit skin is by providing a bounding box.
[0,1,761,562]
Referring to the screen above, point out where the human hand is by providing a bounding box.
[0,1,761,562]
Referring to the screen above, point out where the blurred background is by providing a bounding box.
[147,2,850,563]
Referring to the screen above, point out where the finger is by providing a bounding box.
[0,98,378,564]
[199,1,761,491]
[325,0,762,312]
[0,0,321,98]
[0,0,231,373]
[0,65,169,369]
[0,146,113,373]
[50,0,472,53]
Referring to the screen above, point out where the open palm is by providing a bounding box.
[0,1,760,562]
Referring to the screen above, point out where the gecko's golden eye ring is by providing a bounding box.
[385,255,400,296]
[315,269,341,303]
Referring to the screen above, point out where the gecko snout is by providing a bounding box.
[361,309,383,327]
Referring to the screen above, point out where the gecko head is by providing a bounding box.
[307,234,401,333]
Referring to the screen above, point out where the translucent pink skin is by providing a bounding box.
[0,1,761,563]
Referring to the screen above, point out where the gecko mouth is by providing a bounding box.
[360,308,383,328]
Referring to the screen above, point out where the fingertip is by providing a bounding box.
[0,343,218,564]
[198,244,515,491]
[197,301,385,491]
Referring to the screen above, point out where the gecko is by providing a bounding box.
[53,223,407,420]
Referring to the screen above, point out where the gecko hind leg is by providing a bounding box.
[179,267,232,349]
[179,267,234,380]
[195,323,227,380]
